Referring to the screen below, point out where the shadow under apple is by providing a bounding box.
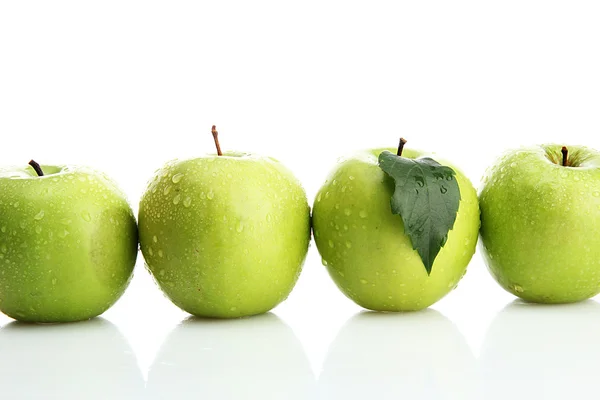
[479,299,600,399]
[319,309,476,400]
[146,312,316,399]
[0,318,144,399]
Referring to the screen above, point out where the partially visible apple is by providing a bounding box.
[138,127,310,318]
[0,161,138,322]
[312,146,480,311]
[480,144,600,303]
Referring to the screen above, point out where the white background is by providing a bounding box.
[2,1,600,398]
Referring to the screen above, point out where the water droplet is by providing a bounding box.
[183,197,192,207]
[266,214,272,222]
[333,179,338,186]
[574,175,580,181]
[446,176,453,181]
[58,229,70,238]
[360,279,368,284]
[13,202,19,208]
[230,306,237,311]
[594,192,600,197]
[513,284,524,293]
[159,269,165,276]
[236,221,244,232]
[416,179,424,187]
[164,186,171,195]
[440,186,448,194]
[81,212,92,222]
[148,247,154,256]
[345,241,352,248]
[158,250,164,258]
[344,208,352,216]
[0,245,6,253]
[359,210,368,218]
[321,258,328,266]
[34,211,45,220]
[173,194,181,205]
[207,190,214,200]
[35,226,42,234]
[349,175,355,180]
[153,235,158,243]
[172,173,184,183]
[0,227,5,233]
[316,193,322,202]
[52,278,57,285]
[325,192,330,199]
[328,240,334,248]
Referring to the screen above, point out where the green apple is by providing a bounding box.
[0,318,144,398]
[0,162,138,322]
[312,147,480,311]
[147,313,316,399]
[138,130,310,318]
[479,144,600,303]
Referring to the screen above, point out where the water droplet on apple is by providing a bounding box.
[13,202,19,208]
[594,192,600,197]
[345,241,352,248]
[58,229,70,238]
[35,226,42,234]
[344,208,352,216]
[343,224,348,231]
[153,236,158,243]
[52,278,57,285]
[148,247,154,256]
[33,211,45,220]
[172,173,184,183]
[164,186,172,195]
[0,227,5,233]
[321,258,328,266]
[574,175,581,181]
[158,250,164,258]
[0,245,6,253]
[236,221,244,232]
[230,306,237,311]
[513,284,524,293]
[349,175,355,180]
[328,240,334,248]
[266,214,272,222]
[159,269,165,276]
[183,197,192,207]
[316,193,322,202]
[359,210,368,218]
[173,194,181,205]
[360,279,368,284]
[440,186,447,194]
[206,190,214,200]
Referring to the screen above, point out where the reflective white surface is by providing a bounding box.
[479,300,600,399]
[0,318,144,399]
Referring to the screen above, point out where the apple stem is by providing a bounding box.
[561,146,568,167]
[28,160,44,176]
[397,138,407,157]
[211,125,223,156]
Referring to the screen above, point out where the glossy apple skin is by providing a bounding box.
[138,152,310,318]
[312,148,480,311]
[0,165,138,322]
[480,145,600,303]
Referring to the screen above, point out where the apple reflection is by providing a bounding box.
[147,313,316,399]
[319,310,475,400]
[0,318,144,399]
[479,300,600,399]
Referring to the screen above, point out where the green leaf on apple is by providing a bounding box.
[378,151,460,275]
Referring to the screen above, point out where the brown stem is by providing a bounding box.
[211,125,223,156]
[397,138,408,157]
[561,146,568,167]
[28,160,44,176]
